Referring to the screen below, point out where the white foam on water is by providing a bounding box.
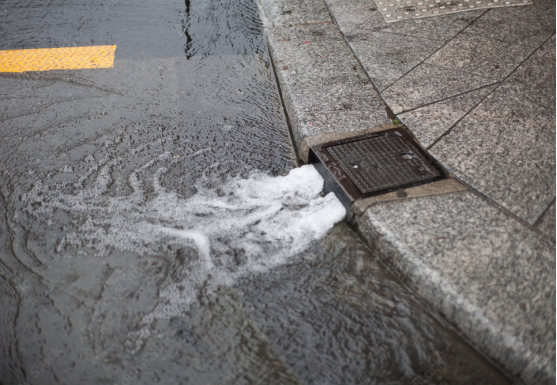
[23,148,345,348]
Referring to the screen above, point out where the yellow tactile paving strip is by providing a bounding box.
[0,45,116,72]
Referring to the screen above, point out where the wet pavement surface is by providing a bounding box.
[0,0,515,384]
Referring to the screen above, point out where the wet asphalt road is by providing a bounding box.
[0,0,515,384]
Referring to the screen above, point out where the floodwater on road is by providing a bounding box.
[0,0,514,384]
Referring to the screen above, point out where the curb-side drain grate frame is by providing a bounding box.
[310,128,446,203]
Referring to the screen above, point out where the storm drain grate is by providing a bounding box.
[310,128,444,202]
[375,0,532,23]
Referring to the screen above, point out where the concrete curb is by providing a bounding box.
[354,200,554,384]
[257,0,556,383]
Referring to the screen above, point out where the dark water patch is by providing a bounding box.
[0,0,265,59]
[0,0,297,383]
[183,0,266,58]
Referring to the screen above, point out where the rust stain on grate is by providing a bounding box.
[310,128,445,203]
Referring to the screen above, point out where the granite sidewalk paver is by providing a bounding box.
[429,40,555,224]
[257,0,556,383]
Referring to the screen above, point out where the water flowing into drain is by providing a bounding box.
[22,148,345,351]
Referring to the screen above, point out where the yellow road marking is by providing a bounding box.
[0,45,116,73]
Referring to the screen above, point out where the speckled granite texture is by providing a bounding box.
[430,36,556,224]
[257,0,556,383]
[355,192,556,384]
[258,0,392,154]
[328,0,556,228]
[535,200,556,241]
[258,0,331,26]
[398,85,496,148]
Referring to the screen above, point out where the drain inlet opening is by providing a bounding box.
[309,128,447,210]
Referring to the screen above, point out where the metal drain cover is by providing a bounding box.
[310,128,444,202]
[375,0,532,23]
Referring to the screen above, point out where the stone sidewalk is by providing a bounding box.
[255,0,556,383]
